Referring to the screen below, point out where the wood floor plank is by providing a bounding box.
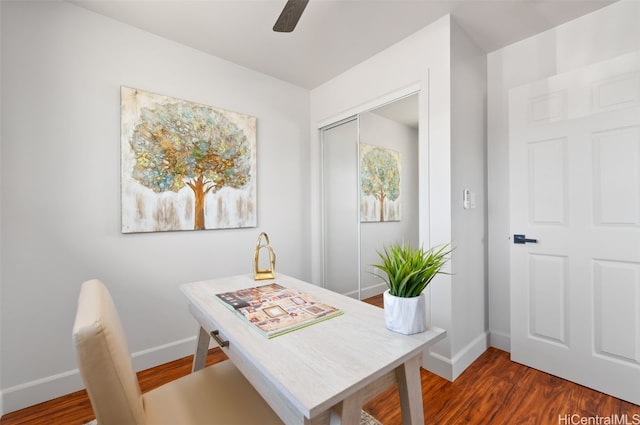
[2,295,638,424]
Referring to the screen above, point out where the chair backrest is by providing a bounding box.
[72,279,146,425]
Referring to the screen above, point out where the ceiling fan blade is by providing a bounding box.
[273,0,309,33]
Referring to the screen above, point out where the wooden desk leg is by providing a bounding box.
[306,389,364,425]
[337,396,363,425]
[396,354,425,425]
[192,326,210,372]
[305,411,330,425]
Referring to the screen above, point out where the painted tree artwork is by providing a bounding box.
[360,143,401,222]
[121,87,256,233]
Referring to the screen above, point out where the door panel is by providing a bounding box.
[510,51,640,405]
[594,260,640,363]
[321,119,360,298]
[528,138,567,224]
[593,126,640,225]
[529,254,568,345]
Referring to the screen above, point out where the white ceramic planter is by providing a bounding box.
[383,290,426,335]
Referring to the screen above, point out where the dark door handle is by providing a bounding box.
[514,234,538,244]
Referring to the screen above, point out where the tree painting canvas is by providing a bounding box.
[121,87,256,233]
[360,143,401,222]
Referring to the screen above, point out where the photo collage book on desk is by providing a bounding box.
[216,283,343,338]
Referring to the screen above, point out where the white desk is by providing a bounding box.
[181,274,445,425]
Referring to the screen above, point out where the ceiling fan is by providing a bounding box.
[273,0,309,32]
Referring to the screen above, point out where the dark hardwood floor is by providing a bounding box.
[2,294,638,424]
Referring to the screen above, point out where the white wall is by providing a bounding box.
[487,0,640,352]
[0,1,310,413]
[310,15,449,284]
[448,19,488,378]
[311,15,488,381]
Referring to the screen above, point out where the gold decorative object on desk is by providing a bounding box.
[254,232,276,280]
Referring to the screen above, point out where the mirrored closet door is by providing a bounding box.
[321,118,360,297]
[320,93,419,300]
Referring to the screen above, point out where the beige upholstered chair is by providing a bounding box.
[72,279,283,425]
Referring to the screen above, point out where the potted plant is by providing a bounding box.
[373,242,451,335]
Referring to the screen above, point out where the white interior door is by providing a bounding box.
[510,51,640,405]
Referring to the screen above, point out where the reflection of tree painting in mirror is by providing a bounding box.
[360,143,401,222]
[121,87,256,233]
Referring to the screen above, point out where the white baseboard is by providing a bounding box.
[130,336,198,371]
[360,282,386,300]
[1,369,85,417]
[339,283,386,300]
[422,348,454,380]
[1,336,197,415]
[422,331,489,381]
[2,330,500,415]
[450,332,489,380]
[489,330,510,352]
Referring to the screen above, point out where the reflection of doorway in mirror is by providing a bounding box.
[359,95,419,300]
[320,90,420,300]
[359,143,401,222]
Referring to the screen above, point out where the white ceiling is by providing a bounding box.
[69,0,616,89]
